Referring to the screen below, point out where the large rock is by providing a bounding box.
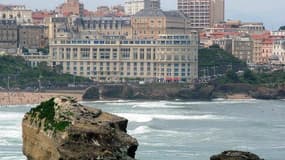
[210,151,264,160]
[22,96,138,160]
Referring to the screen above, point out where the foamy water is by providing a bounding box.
[1,99,285,160]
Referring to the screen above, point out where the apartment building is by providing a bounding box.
[132,8,192,39]
[232,36,254,64]
[0,5,32,24]
[49,33,199,83]
[272,39,285,64]
[73,17,132,39]
[0,19,18,52]
[18,25,48,49]
[125,0,160,15]
[47,17,72,41]
[177,0,224,29]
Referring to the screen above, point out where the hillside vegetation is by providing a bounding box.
[198,47,247,76]
[0,55,92,90]
[199,47,285,86]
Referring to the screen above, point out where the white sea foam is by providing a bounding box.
[128,126,152,135]
[114,113,228,123]
[0,130,21,139]
[0,112,24,121]
[128,125,188,136]
[91,100,134,104]
[272,145,285,149]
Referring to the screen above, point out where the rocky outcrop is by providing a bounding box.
[83,84,211,101]
[210,151,264,160]
[250,86,285,99]
[82,83,285,101]
[22,96,138,160]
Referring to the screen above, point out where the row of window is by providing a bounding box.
[56,40,194,45]
[52,52,195,61]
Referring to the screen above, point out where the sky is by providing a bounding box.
[1,0,284,30]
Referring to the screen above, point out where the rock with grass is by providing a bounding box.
[22,96,138,160]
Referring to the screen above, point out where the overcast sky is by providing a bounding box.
[1,0,284,30]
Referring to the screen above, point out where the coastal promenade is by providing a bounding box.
[0,90,83,106]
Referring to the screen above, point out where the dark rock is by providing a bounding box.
[82,86,100,100]
[82,83,285,101]
[250,87,279,100]
[210,150,264,160]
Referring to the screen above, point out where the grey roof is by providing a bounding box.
[134,8,186,19]
[164,10,187,19]
[134,8,165,17]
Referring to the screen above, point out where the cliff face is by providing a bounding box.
[22,96,138,160]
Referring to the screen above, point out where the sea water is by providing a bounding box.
[0,99,285,160]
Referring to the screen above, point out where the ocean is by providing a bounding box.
[0,99,285,160]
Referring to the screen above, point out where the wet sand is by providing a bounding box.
[0,91,83,106]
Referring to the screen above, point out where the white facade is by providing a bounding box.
[125,0,160,15]
[49,33,199,83]
[272,39,285,64]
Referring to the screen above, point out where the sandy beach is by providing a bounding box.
[225,93,253,100]
[0,91,83,106]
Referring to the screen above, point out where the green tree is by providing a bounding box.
[226,70,239,83]
[243,70,258,84]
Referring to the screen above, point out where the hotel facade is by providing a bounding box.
[49,33,199,83]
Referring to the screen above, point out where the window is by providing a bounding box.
[120,48,131,59]
[80,48,90,59]
[73,48,78,59]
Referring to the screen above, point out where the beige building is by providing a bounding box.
[177,0,224,29]
[49,33,199,83]
[239,23,265,34]
[125,0,160,15]
[232,36,253,64]
[252,39,262,64]
[132,8,192,39]
[46,17,72,41]
[0,5,32,24]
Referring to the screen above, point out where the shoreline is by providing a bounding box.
[0,91,83,106]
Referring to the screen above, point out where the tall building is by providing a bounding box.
[125,0,160,15]
[177,0,224,29]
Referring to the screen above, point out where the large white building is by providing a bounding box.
[177,0,224,29]
[125,0,160,15]
[49,33,199,83]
